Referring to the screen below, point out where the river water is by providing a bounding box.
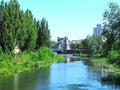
[0,54,120,90]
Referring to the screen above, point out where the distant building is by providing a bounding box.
[93,24,103,35]
[71,39,83,44]
[57,36,70,50]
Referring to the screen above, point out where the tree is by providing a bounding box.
[51,40,57,48]
[0,0,17,52]
[102,2,120,56]
[0,0,37,52]
[71,43,83,50]
[82,35,102,56]
[18,9,37,52]
[35,18,51,50]
[0,0,51,53]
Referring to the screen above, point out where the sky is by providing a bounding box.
[4,0,120,41]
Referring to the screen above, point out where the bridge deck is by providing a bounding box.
[51,48,86,54]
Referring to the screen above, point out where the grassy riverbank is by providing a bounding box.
[0,47,65,76]
[73,53,120,74]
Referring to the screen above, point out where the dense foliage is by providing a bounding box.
[0,0,56,76]
[35,18,51,49]
[0,0,51,53]
[0,46,65,76]
[81,35,102,56]
[102,2,120,57]
[71,43,83,50]
[102,2,120,65]
[36,46,54,61]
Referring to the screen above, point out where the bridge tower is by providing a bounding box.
[65,36,70,50]
[57,36,70,51]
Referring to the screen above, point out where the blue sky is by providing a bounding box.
[5,0,120,41]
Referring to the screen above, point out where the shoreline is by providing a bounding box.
[73,54,120,75]
[0,53,65,77]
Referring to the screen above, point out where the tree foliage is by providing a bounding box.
[102,2,120,56]
[35,18,51,50]
[102,2,120,66]
[0,0,51,53]
[71,43,83,50]
[82,35,102,56]
[36,46,53,61]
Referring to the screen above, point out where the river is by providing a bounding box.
[0,54,120,90]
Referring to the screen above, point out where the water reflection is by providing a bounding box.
[66,58,70,63]
[36,68,50,90]
[101,74,120,88]
[0,68,50,90]
[0,76,14,90]
[59,84,88,90]
[62,54,81,63]
[81,58,120,89]
[14,74,19,90]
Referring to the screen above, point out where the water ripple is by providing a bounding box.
[59,84,88,90]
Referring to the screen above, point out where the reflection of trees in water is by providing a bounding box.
[82,59,94,66]
[18,68,50,90]
[0,68,50,90]
[61,55,120,89]
[0,70,38,90]
[0,76,15,90]
[15,70,38,90]
[82,59,120,88]
[101,74,120,88]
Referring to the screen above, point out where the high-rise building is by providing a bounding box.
[93,24,103,35]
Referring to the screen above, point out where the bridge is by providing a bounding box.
[52,36,87,54]
[51,48,63,54]
[52,48,86,54]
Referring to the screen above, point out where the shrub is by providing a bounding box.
[36,46,54,61]
[29,52,38,62]
[108,49,120,64]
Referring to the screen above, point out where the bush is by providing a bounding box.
[0,46,65,76]
[36,46,54,61]
[29,52,38,62]
[108,49,120,64]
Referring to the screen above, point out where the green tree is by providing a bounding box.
[71,43,76,50]
[0,0,6,52]
[82,35,102,56]
[102,2,120,66]
[71,43,83,50]
[102,2,120,56]
[18,9,37,52]
[35,18,51,50]
[0,0,52,53]
[51,40,57,48]
[0,0,38,52]
[0,0,17,52]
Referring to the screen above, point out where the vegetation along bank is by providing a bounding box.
[0,0,65,76]
[0,46,65,76]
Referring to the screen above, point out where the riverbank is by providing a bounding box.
[0,47,65,76]
[73,53,120,74]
